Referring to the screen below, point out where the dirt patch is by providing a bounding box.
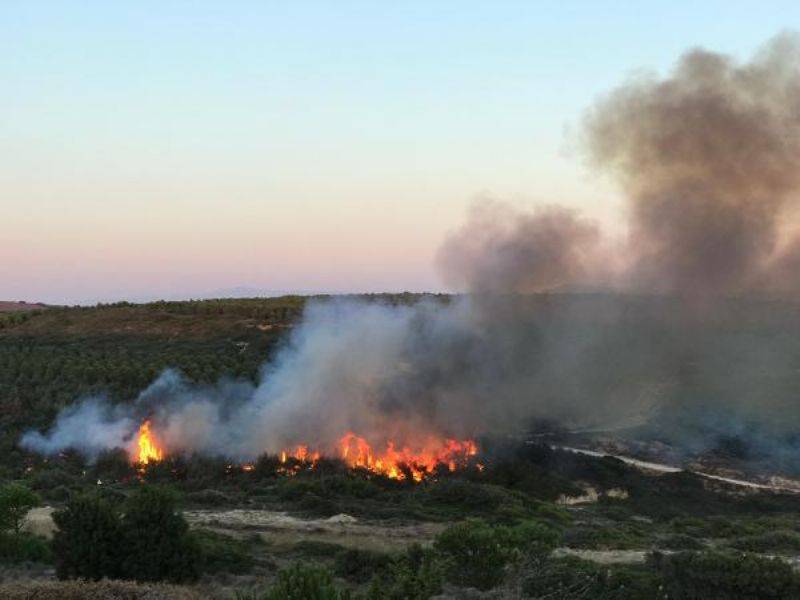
[554,548,648,565]
[185,509,444,553]
[23,507,56,540]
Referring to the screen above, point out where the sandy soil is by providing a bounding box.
[184,509,444,552]
[553,547,649,564]
[22,507,57,539]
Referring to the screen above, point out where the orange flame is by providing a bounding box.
[134,420,163,465]
[336,432,477,481]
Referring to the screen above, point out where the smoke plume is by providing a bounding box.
[587,32,800,295]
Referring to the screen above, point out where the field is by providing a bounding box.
[4,295,800,598]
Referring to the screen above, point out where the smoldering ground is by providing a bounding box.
[22,33,800,469]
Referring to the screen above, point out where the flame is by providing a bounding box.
[134,420,163,465]
[336,432,477,481]
[129,417,477,482]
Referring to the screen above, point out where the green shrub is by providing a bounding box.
[434,519,507,590]
[186,488,234,506]
[522,556,666,600]
[726,530,800,553]
[261,563,351,600]
[334,548,391,583]
[363,544,443,600]
[656,533,705,550]
[433,518,557,591]
[121,485,200,583]
[651,550,800,600]
[52,493,124,580]
[0,483,40,536]
[496,519,560,556]
[193,529,253,575]
[0,531,52,563]
[563,522,650,550]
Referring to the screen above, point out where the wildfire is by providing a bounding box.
[133,420,163,465]
[337,432,477,481]
[130,418,479,482]
[277,433,478,481]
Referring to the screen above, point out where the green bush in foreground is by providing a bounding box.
[0,482,48,564]
[0,531,52,563]
[363,544,443,600]
[0,483,40,536]
[522,556,666,600]
[434,518,559,591]
[121,486,200,583]
[261,563,351,600]
[53,486,200,583]
[651,550,800,600]
[52,493,125,580]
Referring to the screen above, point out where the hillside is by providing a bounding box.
[6,294,800,598]
[0,301,49,312]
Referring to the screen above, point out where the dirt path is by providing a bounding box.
[552,445,800,494]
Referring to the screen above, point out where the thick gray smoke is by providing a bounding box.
[437,201,604,294]
[22,34,800,468]
[587,32,800,295]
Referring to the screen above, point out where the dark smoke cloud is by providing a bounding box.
[437,201,605,294]
[586,33,800,295]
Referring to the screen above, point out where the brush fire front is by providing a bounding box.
[130,419,480,481]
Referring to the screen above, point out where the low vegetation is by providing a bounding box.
[4,297,800,598]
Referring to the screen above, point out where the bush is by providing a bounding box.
[334,548,391,583]
[434,519,507,590]
[651,550,800,599]
[656,533,705,551]
[52,493,124,580]
[433,518,557,590]
[726,530,800,553]
[563,522,650,550]
[53,485,200,583]
[0,483,40,536]
[260,563,351,600]
[495,519,560,556]
[121,485,200,583]
[193,529,254,575]
[186,488,234,506]
[522,556,666,600]
[0,531,52,563]
[363,544,443,600]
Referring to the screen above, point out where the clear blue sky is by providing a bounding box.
[2,2,799,303]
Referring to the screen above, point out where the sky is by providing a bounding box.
[2,2,799,304]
